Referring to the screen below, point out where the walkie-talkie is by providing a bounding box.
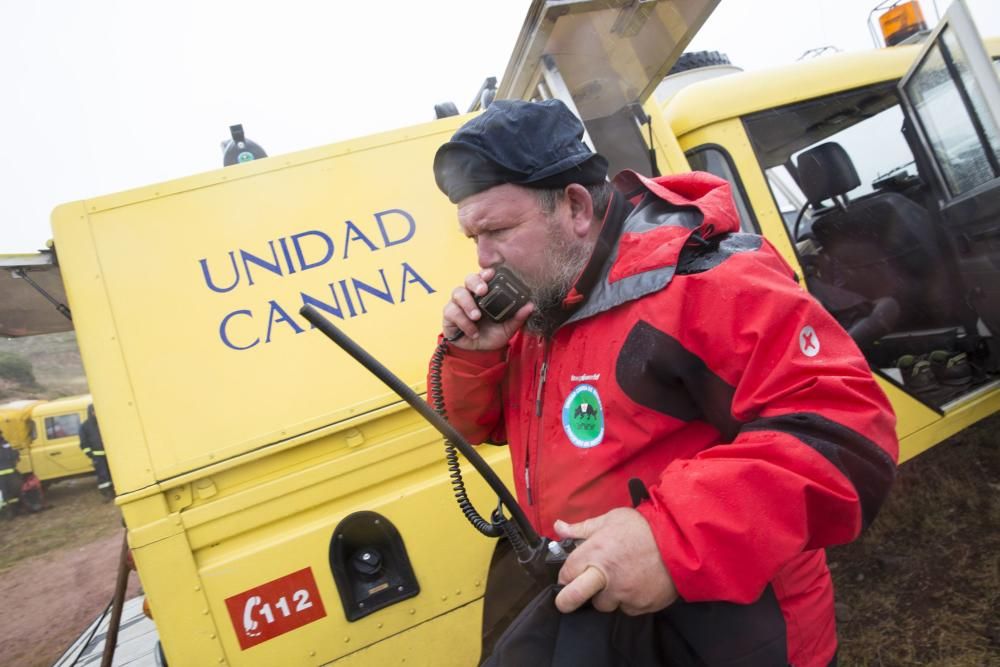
[448,267,531,342]
[476,267,532,323]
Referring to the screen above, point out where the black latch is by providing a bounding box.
[329,511,420,621]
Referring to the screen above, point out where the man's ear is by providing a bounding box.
[564,183,595,238]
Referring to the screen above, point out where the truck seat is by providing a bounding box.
[796,142,951,327]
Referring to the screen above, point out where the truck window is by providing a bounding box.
[686,146,758,233]
[741,81,989,405]
[744,82,919,243]
[900,31,1000,198]
[45,414,81,440]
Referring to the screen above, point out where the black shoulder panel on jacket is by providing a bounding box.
[743,412,896,529]
[677,232,762,275]
[616,321,741,440]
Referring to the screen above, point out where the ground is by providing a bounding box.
[0,478,141,667]
[828,414,1000,666]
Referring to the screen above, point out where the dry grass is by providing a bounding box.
[829,413,1000,666]
[0,476,121,572]
[0,331,88,400]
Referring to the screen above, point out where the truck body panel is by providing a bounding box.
[54,115,521,665]
[53,116,473,491]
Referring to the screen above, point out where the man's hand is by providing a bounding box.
[442,268,533,351]
[554,507,678,615]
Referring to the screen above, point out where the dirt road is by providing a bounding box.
[0,480,141,667]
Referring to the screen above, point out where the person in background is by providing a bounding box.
[79,404,114,501]
[0,431,23,519]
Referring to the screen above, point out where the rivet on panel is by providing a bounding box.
[440,595,448,601]
[194,586,201,591]
[310,650,316,657]
[408,608,415,615]
[344,637,351,643]
[203,608,209,615]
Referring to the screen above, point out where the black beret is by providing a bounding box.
[433,99,609,204]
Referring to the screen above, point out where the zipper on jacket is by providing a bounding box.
[526,342,549,515]
[535,359,548,417]
[523,355,539,506]
[524,466,533,505]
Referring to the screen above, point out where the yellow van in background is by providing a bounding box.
[0,394,95,484]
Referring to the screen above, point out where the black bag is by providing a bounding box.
[481,583,789,667]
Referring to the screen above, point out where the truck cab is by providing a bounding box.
[651,17,1000,462]
[0,394,95,483]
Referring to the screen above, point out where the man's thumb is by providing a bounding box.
[554,516,600,540]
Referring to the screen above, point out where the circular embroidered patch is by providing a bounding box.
[799,325,820,357]
[562,384,605,448]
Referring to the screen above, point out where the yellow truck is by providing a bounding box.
[3,0,999,664]
[0,394,95,484]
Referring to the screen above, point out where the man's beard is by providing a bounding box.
[509,224,594,335]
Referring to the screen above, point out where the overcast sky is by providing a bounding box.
[3,0,999,253]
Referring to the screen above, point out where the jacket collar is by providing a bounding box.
[561,187,633,310]
[557,170,741,328]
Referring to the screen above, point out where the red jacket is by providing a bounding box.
[434,171,898,666]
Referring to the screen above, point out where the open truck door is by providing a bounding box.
[0,251,73,337]
[898,0,1000,357]
[498,0,716,178]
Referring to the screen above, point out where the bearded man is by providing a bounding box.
[430,99,898,667]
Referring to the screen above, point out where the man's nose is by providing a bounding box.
[476,241,500,269]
